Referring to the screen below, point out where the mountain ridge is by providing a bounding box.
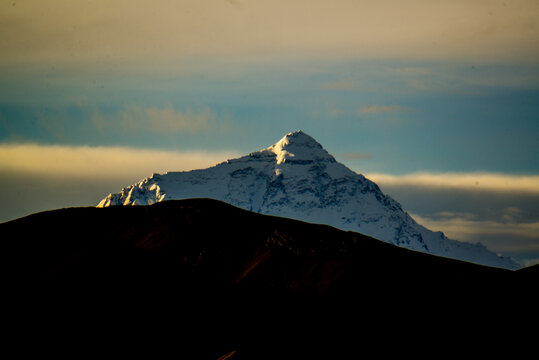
[98,131,520,269]
[3,198,535,358]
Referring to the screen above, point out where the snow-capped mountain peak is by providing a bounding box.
[268,131,336,165]
[97,131,521,270]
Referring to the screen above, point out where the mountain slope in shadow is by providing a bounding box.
[2,199,536,358]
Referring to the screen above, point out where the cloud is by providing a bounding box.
[359,105,412,114]
[0,142,241,222]
[226,0,243,7]
[366,172,539,194]
[320,80,355,90]
[364,174,539,264]
[353,177,539,263]
[501,206,524,223]
[0,143,240,181]
[433,211,477,220]
[0,142,239,221]
[2,0,539,68]
[411,213,539,265]
[145,106,214,134]
[92,104,218,135]
[391,67,431,76]
[412,213,539,242]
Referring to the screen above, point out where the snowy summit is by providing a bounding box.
[269,130,335,164]
[98,131,520,270]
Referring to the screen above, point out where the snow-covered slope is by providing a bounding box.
[98,131,520,270]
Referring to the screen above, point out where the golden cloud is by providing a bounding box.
[0,143,239,180]
[320,80,355,90]
[411,213,539,248]
[2,0,538,67]
[366,172,539,194]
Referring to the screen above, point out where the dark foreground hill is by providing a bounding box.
[2,199,536,358]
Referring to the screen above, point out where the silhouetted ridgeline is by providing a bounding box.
[2,199,536,358]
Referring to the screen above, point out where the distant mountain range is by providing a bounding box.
[2,199,536,358]
[99,131,519,269]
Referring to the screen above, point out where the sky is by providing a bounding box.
[1,0,538,265]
